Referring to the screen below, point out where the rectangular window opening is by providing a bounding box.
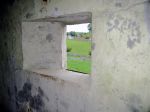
[66,23,92,74]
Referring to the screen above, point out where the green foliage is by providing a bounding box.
[88,51,91,56]
[67,47,72,52]
[67,32,91,39]
[84,33,91,39]
[88,23,92,33]
[70,31,77,37]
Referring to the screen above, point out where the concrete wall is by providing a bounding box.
[22,22,65,70]
[1,0,150,112]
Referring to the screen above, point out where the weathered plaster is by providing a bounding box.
[1,0,150,112]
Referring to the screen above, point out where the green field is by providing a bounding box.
[66,39,91,74]
[67,39,91,56]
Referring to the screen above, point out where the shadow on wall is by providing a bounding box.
[0,103,11,112]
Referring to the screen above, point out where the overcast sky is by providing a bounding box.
[66,23,89,32]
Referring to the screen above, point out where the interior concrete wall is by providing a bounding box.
[1,0,150,112]
[22,22,65,70]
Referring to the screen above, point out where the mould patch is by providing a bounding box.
[115,2,122,7]
[7,86,11,99]
[46,33,53,42]
[38,87,44,96]
[38,25,46,31]
[107,14,142,49]
[60,100,69,110]
[30,94,44,111]
[43,0,47,2]
[124,94,144,112]
[16,81,48,112]
[55,7,58,11]
[127,36,141,49]
[17,82,32,103]
[25,13,33,19]
[144,0,150,43]
[4,42,7,47]
[40,7,47,13]
[92,42,96,50]
[9,0,15,6]
[127,37,135,49]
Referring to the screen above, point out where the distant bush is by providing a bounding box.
[89,51,91,56]
[67,47,72,52]
[85,36,90,39]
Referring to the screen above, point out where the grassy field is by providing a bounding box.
[67,39,91,56]
[66,39,91,74]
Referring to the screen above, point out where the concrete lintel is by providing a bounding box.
[25,12,92,25]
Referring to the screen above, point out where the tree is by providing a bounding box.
[70,31,76,37]
[88,23,92,33]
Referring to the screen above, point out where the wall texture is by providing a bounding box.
[1,0,150,112]
[22,22,65,70]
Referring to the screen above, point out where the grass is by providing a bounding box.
[67,39,91,56]
[66,39,91,74]
[67,59,91,74]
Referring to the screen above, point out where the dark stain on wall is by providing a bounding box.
[30,94,44,111]
[127,37,135,49]
[40,7,47,13]
[25,13,34,19]
[60,100,69,110]
[144,0,150,43]
[92,42,95,50]
[3,0,15,6]
[17,82,32,103]
[38,87,44,96]
[147,0,150,3]
[4,42,7,47]
[127,36,141,49]
[126,94,144,112]
[115,2,122,7]
[46,33,53,42]
[55,7,58,11]
[107,14,142,49]
[0,0,38,111]
[43,0,48,2]
[16,81,48,112]
[38,25,46,31]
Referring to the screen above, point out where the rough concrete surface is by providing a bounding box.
[1,0,150,112]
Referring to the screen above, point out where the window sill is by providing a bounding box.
[29,69,91,88]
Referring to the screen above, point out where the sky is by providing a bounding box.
[66,23,89,32]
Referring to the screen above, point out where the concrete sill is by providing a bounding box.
[30,69,91,88]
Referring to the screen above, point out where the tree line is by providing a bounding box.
[67,23,92,39]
